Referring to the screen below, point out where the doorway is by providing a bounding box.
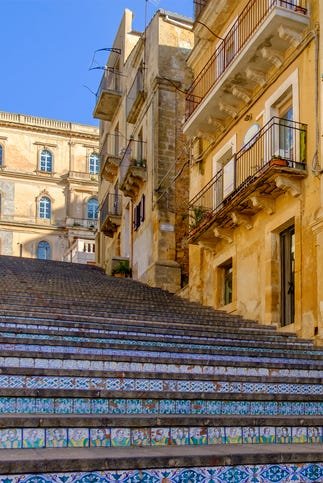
[280,226,295,326]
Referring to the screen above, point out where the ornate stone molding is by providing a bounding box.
[245,67,266,87]
[261,47,284,68]
[231,86,252,104]
[231,211,253,230]
[219,102,238,119]
[278,25,302,48]
[275,175,301,197]
[213,227,233,243]
[249,195,275,215]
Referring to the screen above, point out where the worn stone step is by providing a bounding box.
[2,351,322,377]
[0,315,308,344]
[0,326,316,354]
[0,415,321,450]
[0,342,321,368]
[1,396,321,416]
[0,336,321,363]
[0,444,322,474]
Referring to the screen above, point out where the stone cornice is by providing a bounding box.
[0,112,99,141]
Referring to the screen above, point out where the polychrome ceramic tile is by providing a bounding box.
[276,426,292,444]
[259,427,275,444]
[151,427,169,446]
[308,427,321,443]
[242,426,260,444]
[46,428,67,448]
[131,428,150,447]
[23,428,45,448]
[170,427,189,445]
[90,428,110,447]
[189,427,207,445]
[208,427,225,444]
[68,428,89,447]
[292,427,308,444]
[225,427,242,444]
[111,428,130,447]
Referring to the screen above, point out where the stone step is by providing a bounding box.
[0,415,321,450]
[0,304,272,330]
[0,342,321,367]
[2,351,323,377]
[0,336,321,363]
[0,323,315,353]
[0,370,320,396]
[0,445,322,475]
[0,329,320,357]
[0,315,307,344]
[1,395,321,416]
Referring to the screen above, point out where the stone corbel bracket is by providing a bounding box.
[278,25,302,48]
[231,86,252,104]
[261,47,284,68]
[246,67,267,87]
[213,227,233,243]
[249,194,275,215]
[231,211,253,230]
[219,102,238,119]
[275,175,301,197]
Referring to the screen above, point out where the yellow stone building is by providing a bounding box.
[95,9,193,292]
[0,112,99,263]
[184,0,322,341]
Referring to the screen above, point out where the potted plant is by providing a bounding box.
[270,156,287,167]
[111,260,132,278]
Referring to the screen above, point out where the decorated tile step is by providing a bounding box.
[0,342,321,365]
[0,319,310,346]
[0,374,321,395]
[2,356,322,378]
[1,330,322,357]
[0,324,313,351]
[0,397,322,416]
[0,463,322,482]
[0,425,321,449]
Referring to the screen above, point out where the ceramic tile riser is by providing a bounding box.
[0,255,322,481]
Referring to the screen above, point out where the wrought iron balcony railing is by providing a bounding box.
[188,117,307,236]
[186,0,307,120]
[97,69,122,98]
[100,193,122,227]
[126,67,145,123]
[119,138,147,186]
[194,0,209,19]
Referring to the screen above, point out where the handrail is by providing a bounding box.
[188,117,307,233]
[186,0,307,120]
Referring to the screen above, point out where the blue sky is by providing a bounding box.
[0,0,192,126]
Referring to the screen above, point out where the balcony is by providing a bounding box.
[194,0,209,20]
[126,67,145,124]
[185,0,309,136]
[93,69,122,121]
[188,117,307,242]
[66,218,98,230]
[99,136,121,182]
[119,139,147,201]
[100,193,122,237]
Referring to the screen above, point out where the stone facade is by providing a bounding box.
[95,9,193,292]
[0,111,99,262]
[184,0,323,343]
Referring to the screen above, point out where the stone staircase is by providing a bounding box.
[0,255,322,482]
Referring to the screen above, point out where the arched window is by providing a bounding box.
[87,198,98,219]
[89,153,100,174]
[39,196,51,219]
[40,149,53,172]
[0,145,3,166]
[37,241,51,260]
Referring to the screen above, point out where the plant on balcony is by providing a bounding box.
[134,159,146,168]
[112,260,132,278]
[189,205,210,229]
[270,156,288,167]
